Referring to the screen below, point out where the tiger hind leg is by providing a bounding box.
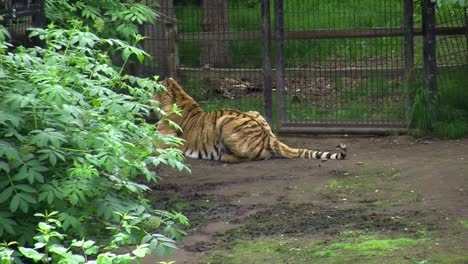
[220,153,247,163]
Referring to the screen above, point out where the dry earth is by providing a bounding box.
[143,136,468,264]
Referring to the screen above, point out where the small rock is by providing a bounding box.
[356,161,363,165]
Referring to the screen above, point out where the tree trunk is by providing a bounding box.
[201,0,229,67]
[142,0,178,79]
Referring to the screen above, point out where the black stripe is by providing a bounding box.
[299,149,306,158]
[184,104,198,113]
[185,113,203,133]
[230,120,252,134]
[212,112,218,128]
[252,133,268,159]
[326,152,332,159]
[219,117,237,130]
[181,111,200,131]
[198,151,203,159]
[202,143,208,158]
[316,152,322,159]
[214,145,219,157]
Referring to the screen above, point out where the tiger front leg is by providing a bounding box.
[153,120,185,151]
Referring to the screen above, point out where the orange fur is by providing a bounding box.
[153,78,347,162]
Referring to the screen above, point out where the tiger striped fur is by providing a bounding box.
[154,78,347,163]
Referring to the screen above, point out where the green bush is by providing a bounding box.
[0,21,188,262]
[45,0,158,40]
[1,211,186,263]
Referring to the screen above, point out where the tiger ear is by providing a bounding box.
[160,78,172,87]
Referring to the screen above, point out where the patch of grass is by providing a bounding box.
[315,164,423,208]
[432,67,468,139]
[312,236,423,258]
[457,219,468,229]
[174,0,406,67]
[204,233,429,264]
[409,67,468,139]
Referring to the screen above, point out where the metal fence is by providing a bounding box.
[142,0,467,134]
[0,0,46,47]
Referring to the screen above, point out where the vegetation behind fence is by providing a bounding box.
[143,0,467,134]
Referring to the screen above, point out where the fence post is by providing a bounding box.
[201,0,229,67]
[465,8,468,62]
[422,0,437,95]
[403,0,414,75]
[403,0,414,116]
[142,0,177,79]
[261,0,273,125]
[274,0,285,129]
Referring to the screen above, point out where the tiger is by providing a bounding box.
[153,78,347,163]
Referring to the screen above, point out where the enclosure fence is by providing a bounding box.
[0,0,45,48]
[142,0,467,134]
[1,1,466,134]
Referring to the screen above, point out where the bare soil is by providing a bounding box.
[143,136,468,263]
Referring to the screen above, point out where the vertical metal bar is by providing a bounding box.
[465,7,468,62]
[404,0,415,71]
[261,0,273,125]
[422,0,437,95]
[274,0,286,128]
[31,0,46,48]
[403,0,414,118]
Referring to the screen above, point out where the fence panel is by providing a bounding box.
[275,0,407,134]
[0,0,45,48]
[142,0,467,134]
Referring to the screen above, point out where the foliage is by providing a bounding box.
[408,80,435,133]
[0,211,186,263]
[45,0,158,41]
[0,20,189,261]
[434,0,468,7]
[409,67,468,138]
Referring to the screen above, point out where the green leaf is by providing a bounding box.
[132,245,149,258]
[48,245,68,256]
[18,247,44,262]
[69,192,79,206]
[34,242,46,249]
[15,184,36,193]
[9,194,20,213]
[19,192,37,203]
[0,161,10,174]
[0,141,19,161]
[0,214,16,235]
[0,187,14,203]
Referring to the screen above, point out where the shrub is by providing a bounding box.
[0,21,188,261]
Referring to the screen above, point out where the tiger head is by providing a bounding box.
[153,78,177,114]
[153,77,199,120]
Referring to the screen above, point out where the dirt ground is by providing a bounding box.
[143,136,468,264]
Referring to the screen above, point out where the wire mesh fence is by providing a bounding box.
[278,0,406,131]
[0,0,45,48]
[141,0,467,133]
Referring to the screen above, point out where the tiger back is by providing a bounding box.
[154,78,347,163]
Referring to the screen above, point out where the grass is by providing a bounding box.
[174,1,466,136]
[179,75,406,128]
[204,233,435,264]
[175,0,465,68]
[457,219,468,229]
[310,164,425,209]
[409,66,468,138]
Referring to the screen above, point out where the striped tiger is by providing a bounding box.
[153,78,347,163]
